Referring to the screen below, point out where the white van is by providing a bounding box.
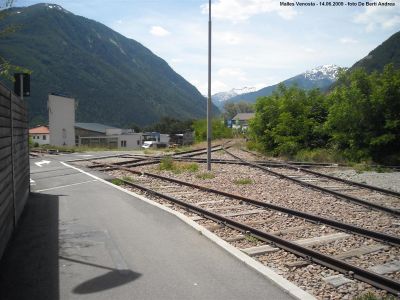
[142,141,168,149]
[142,141,154,149]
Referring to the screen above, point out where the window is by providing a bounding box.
[137,140,140,145]
[43,135,47,140]
[120,140,127,147]
[32,136,35,139]
[37,136,40,139]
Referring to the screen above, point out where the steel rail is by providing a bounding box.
[66,153,130,163]
[118,177,400,295]
[92,161,400,246]
[239,148,342,167]
[168,150,400,198]
[240,147,400,197]
[223,149,400,216]
[85,144,226,169]
[89,156,290,167]
[91,146,229,171]
[243,147,400,171]
[277,162,400,198]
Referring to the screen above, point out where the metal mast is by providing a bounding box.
[207,0,212,171]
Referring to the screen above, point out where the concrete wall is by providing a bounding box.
[160,134,170,144]
[118,134,143,149]
[48,95,75,147]
[0,82,29,260]
[30,133,49,145]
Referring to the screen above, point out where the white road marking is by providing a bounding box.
[76,154,93,157]
[35,180,97,192]
[30,178,36,185]
[35,160,51,167]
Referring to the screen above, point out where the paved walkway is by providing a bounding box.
[0,156,298,300]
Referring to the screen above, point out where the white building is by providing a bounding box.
[79,128,170,149]
[29,126,50,145]
[48,94,75,146]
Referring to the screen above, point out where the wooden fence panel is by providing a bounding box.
[0,83,29,259]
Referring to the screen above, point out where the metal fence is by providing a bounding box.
[0,81,29,259]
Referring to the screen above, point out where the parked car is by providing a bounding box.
[142,141,167,149]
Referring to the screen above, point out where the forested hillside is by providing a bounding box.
[351,31,400,73]
[0,4,217,126]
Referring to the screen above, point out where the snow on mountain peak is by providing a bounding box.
[212,86,256,103]
[304,64,342,81]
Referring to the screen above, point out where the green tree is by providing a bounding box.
[223,101,254,120]
[249,84,328,156]
[144,117,193,134]
[192,118,232,142]
[325,65,400,163]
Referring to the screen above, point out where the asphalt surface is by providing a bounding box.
[0,152,296,300]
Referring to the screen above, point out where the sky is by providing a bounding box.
[11,0,400,94]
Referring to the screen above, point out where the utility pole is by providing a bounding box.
[207,0,212,171]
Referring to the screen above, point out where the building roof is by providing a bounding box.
[29,126,49,134]
[75,123,118,134]
[232,113,255,121]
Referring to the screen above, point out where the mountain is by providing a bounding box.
[212,87,256,108]
[351,31,400,72]
[0,4,217,126]
[225,65,342,104]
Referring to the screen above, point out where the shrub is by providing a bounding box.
[111,178,123,186]
[159,156,174,171]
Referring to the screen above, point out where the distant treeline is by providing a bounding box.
[248,64,400,164]
[128,116,233,143]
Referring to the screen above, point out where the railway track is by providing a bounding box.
[71,155,400,298]
[222,148,400,216]
[83,144,227,171]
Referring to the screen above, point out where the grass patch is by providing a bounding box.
[352,161,373,173]
[196,172,215,180]
[159,156,175,171]
[293,148,347,164]
[177,162,199,172]
[244,235,259,243]
[159,157,199,174]
[233,178,253,185]
[353,292,396,300]
[111,178,123,186]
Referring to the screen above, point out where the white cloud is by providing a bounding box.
[217,67,244,77]
[201,0,297,21]
[150,26,170,37]
[339,37,358,44]
[354,6,400,32]
[303,47,316,53]
[214,31,242,45]
[212,80,229,92]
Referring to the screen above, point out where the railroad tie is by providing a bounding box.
[191,209,264,222]
[224,225,308,242]
[368,260,400,275]
[241,232,350,256]
[333,245,389,260]
[196,199,226,205]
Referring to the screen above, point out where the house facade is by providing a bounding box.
[29,126,50,145]
[231,113,255,131]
